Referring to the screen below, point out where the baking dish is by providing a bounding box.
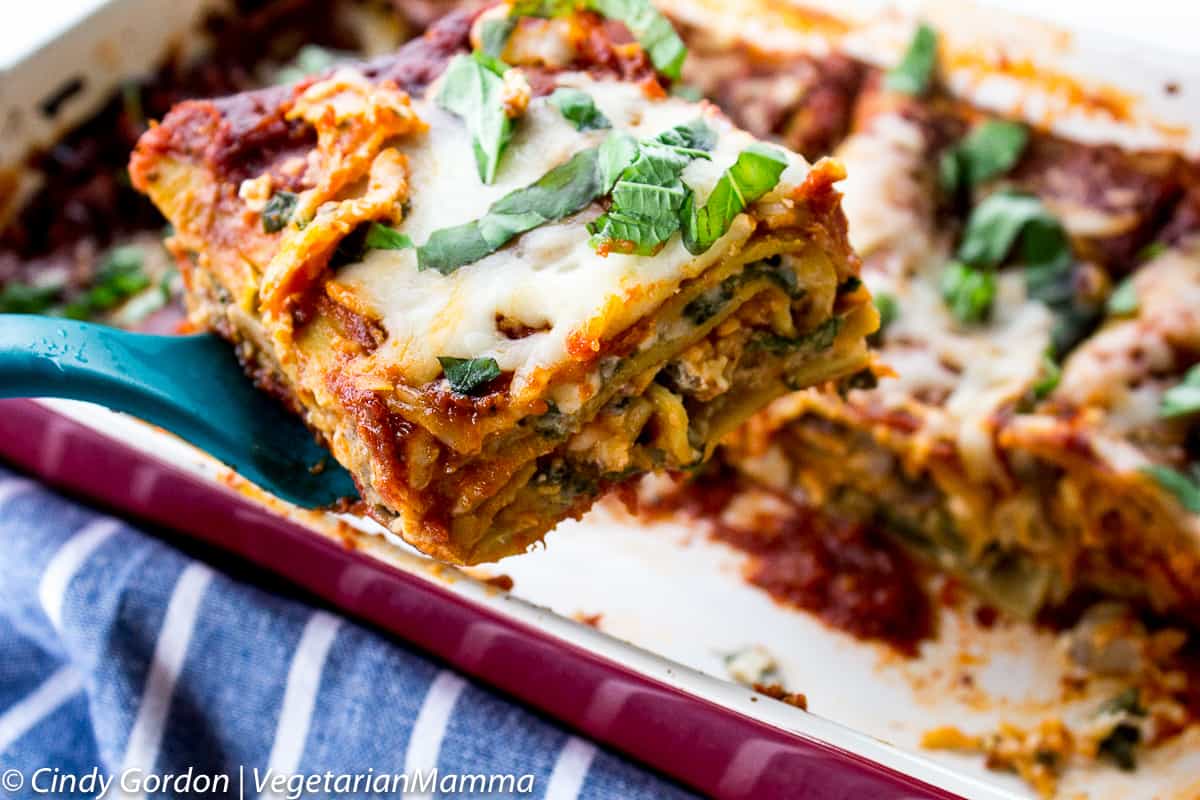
[3,1,1200,797]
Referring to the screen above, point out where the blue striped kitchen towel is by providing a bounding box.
[0,466,697,799]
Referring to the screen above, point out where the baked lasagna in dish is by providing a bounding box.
[655,3,1200,629]
[128,4,876,564]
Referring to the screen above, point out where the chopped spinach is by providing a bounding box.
[754,317,842,354]
[262,191,299,233]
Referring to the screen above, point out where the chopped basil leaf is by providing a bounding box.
[1031,351,1061,400]
[885,23,938,95]
[480,18,516,58]
[419,133,637,273]
[364,223,414,251]
[588,0,687,80]
[939,120,1028,195]
[1107,277,1138,316]
[549,88,611,131]
[262,191,299,233]
[682,143,788,255]
[1144,465,1200,514]
[437,53,514,184]
[598,132,640,188]
[439,356,502,395]
[940,261,995,324]
[1162,365,1200,418]
[956,191,1066,269]
[507,0,686,80]
[0,282,60,314]
[58,245,152,320]
[588,120,716,255]
[870,291,899,345]
[653,117,717,152]
[949,190,1083,343]
[588,210,683,255]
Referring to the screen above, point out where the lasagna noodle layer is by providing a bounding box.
[130,9,874,563]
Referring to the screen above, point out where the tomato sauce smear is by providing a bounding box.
[652,471,933,656]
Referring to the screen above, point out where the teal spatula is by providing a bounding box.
[0,314,358,508]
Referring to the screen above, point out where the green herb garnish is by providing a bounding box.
[480,18,517,58]
[588,120,716,256]
[0,282,60,314]
[364,223,414,251]
[885,23,938,95]
[946,190,1079,339]
[492,0,686,81]
[682,143,788,255]
[1162,365,1200,418]
[419,132,638,273]
[549,88,611,131]
[1032,351,1061,400]
[439,356,502,395]
[939,120,1028,195]
[1143,464,1200,514]
[940,261,996,324]
[437,52,516,184]
[262,191,299,233]
[1107,277,1138,317]
[61,246,152,320]
[957,191,1067,270]
[868,291,898,344]
[588,0,687,80]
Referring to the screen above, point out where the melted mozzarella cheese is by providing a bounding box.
[334,75,811,390]
[832,109,1054,483]
[836,113,932,276]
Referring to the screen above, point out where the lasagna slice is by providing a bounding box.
[702,20,1200,626]
[129,6,876,564]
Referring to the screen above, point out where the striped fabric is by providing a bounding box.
[0,467,696,799]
